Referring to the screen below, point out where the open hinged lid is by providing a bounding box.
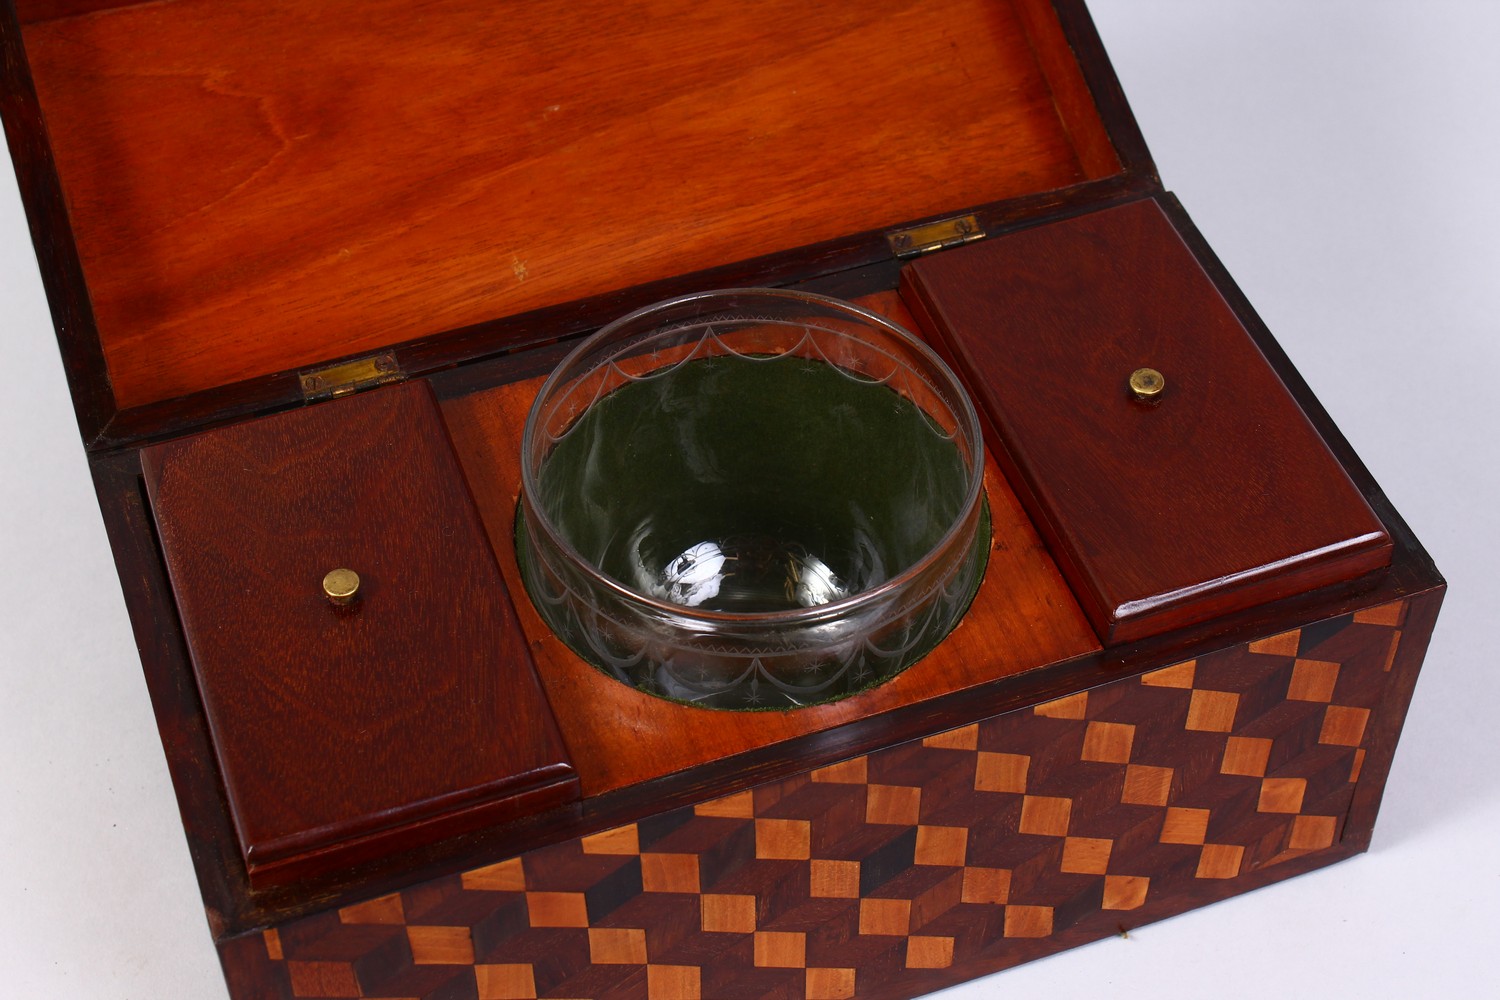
[1,0,1154,447]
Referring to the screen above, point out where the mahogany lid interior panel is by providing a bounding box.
[140,380,578,889]
[901,198,1393,644]
[17,0,1122,411]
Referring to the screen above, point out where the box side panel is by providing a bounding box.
[218,600,1424,998]
[0,0,113,442]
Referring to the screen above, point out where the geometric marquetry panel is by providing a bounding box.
[240,601,1409,999]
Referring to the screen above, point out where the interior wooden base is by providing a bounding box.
[20,0,1119,410]
[440,292,1100,796]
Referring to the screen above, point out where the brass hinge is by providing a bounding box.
[886,214,985,258]
[299,352,404,401]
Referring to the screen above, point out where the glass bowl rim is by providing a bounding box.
[518,287,986,626]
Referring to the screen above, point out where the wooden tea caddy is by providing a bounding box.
[0,1,1444,997]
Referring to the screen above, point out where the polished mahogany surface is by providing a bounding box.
[18,0,1119,410]
[902,198,1392,643]
[140,381,577,888]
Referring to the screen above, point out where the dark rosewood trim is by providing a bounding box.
[1341,588,1444,852]
[1016,0,1121,178]
[0,0,114,444]
[96,373,305,454]
[89,452,245,937]
[1051,0,1157,183]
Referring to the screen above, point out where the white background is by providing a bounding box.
[2,2,1497,997]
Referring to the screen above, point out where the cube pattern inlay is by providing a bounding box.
[242,605,1406,998]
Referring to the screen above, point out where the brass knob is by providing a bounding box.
[1128,367,1165,401]
[322,568,361,605]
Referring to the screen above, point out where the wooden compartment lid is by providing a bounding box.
[4,0,1148,439]
[902,198,1393,643]
[139,381,578,889]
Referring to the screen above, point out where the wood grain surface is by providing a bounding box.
[140,381,578,889]
[19,0,1116,409]
[902,198,1392,643]
[439,296,1102,797]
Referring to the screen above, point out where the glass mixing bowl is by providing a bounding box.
[517,288,988,709]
